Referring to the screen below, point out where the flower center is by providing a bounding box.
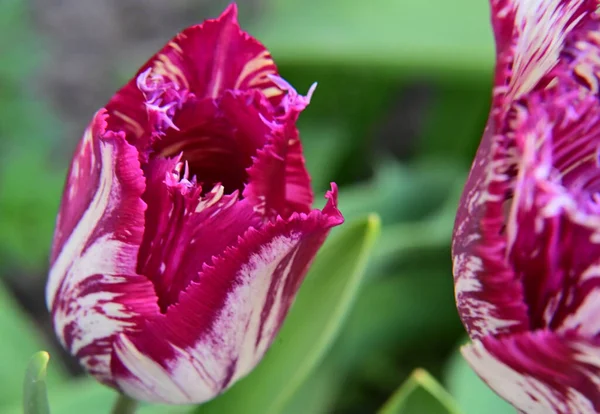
[137,69,267,196]
[154,131,252,196]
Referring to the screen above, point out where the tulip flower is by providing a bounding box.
[46,4,343,404]
[452,0,600,412]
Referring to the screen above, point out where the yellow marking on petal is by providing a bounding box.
[247,70,275,87]
[82,125,93,145]
[545,76,559,90]
[590,31,600,44]
[112,110,145,139]
[153,54,189,89]
[169,41,183,54]
[559,153,597,179]
[234,50,282,97]
[234,50,271,88]
[261,86,284,99]
[575,63,599,93]
[158,137,213,158]
[208,69,224,99]
[196,185,225,212]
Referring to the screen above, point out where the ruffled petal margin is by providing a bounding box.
[47,110,159,384]
[243,80,316,220]
[452,0,598,341]
[137,155,261,311]
[105,4,283,146]
[110,185,343,404]
[462,331,600,414]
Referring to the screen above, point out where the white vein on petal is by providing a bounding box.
[46,137,149,380]
[507,0,585,101]
[462,340,597,414]
[454,253,522,337]
[115,234,303,404]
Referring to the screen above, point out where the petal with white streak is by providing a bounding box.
[110,186,343,404]
[47,110,159,384]
[452,0,598,340]
[462,331,600,414]
[105,4,283,146]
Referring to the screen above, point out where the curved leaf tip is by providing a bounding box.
[24,351,51,414]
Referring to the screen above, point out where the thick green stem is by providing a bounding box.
[111,394,137,414]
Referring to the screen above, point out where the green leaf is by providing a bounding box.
[379,369,463,414]
[0,281,65,407]
[23,352,50,414]
[445,344,513,414]
[277,362,340,414]
[197,214,381,414]
[249,0,494,77]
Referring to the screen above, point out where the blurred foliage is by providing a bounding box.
[378,369,462,414]
[0,280,66,407]
[0,0,65,272]
[250,0,495,77]
[0,0,500,412]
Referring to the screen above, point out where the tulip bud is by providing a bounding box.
[46,4,343,404]
[452,1,600,412]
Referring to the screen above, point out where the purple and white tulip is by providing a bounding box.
[46,4,343,404]
[453,0,600,412]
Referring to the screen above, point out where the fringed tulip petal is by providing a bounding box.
[111,187,342,404]
[46,4,342,404]
[243,79,315,220]
[453,0,600,411]
[105,4,282,147]
[47,110,159,384]
[463,332,600,414]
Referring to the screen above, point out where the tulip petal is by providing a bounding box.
[452,131,529,339]
[490,0,595,107]
[137,155,261,311]
[462,331,600,414]
[452,0,599,341]
[150,90,273,195]
[47,110,159,384]
[110,186,343,404]
[105,4,283,145]
[243,80,316,219]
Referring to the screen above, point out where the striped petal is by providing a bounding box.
[452,0,598,340]
[505,76,600,331]
[110,186,343,404]
[105,4,283,146]
[137,155,260,311]
[462,331,600,414]
[150,90,273,196]
[489,0,595,109]
[243,79,316,220]
[46,110,159,384]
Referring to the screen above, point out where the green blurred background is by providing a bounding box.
[0,0,515,412]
